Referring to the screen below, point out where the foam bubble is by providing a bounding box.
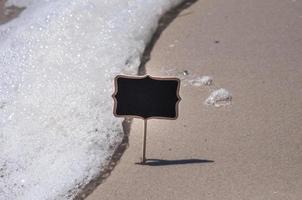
[189,76,213,86]
[205,88,232,107]
[160,67,213,87]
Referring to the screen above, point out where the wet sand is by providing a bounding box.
[0,0,24,25]
[86,0,302,199]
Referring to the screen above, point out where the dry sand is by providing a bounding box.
[87,0,302,199]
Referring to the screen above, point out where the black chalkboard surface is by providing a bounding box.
[113,75,181,120]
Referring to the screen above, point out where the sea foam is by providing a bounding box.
[205,88,232,107]
[0,0,182,199]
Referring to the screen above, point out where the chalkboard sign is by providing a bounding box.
[112,75,181,120]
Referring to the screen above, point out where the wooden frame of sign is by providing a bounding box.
[112,75,181,163]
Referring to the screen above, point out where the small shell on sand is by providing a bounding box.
[205,88,232,107]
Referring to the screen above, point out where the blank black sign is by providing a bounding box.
[113,75,181,119]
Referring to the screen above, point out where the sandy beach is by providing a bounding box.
[0,0,301,199]
[86,0,302,199]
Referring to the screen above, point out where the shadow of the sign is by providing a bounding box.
[136,158,214,166]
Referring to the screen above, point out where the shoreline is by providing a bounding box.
[75,1,198,199]
[0,1,196,199]
[0,1,197,199]
[138,0,197,75]
[74,118,132,200]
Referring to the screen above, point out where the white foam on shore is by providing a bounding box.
[205,88,232,107]
[0,0,182,199]
[160,67,213,87]
[160,67,232,107]
[189,75,213,86]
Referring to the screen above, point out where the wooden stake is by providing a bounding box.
[142,119,147,163]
